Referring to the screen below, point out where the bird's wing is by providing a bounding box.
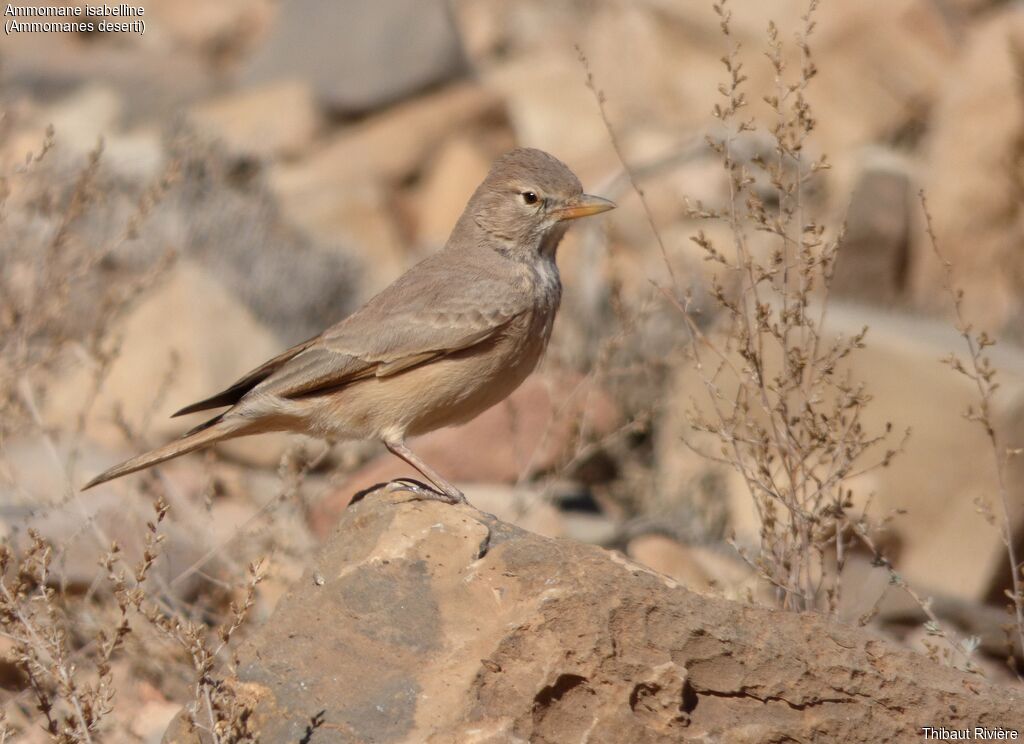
[248,251,532,401]
[254,300,525,400]
[171,250,532,410]
[172,335,319,416]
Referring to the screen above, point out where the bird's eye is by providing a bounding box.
[521,191,539,205]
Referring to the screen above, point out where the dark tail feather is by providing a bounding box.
[82,417,241,491]
[172,392,240,418]
[171,335,318,418]
[183,411,226,437]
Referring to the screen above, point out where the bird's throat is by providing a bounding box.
[538,223,569,259]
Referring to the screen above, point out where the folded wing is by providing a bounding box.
[172,250,530,414]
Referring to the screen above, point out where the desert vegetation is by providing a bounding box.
[0,0,1022,740]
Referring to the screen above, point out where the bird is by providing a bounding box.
[83,147,615,503]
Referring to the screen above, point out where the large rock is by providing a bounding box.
[150,134,364,343]
[163,488,1023,743]
[270,181,408,299]
[0,25,214,123]
[831,149,913,305]
[467,0,953,164]
[0,84,165,180]
[484,51,619,171]
[267,83,504,299]
[244,0,468,115]
[911,6,1024,337]
[188,80,320,160]
[42,261,291,469]
[627,533,760,602]
[807,0,956,157]
[412,136,493,251]
[144,0,270,55]
[270,82,504,196]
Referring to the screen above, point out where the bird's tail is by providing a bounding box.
[82,415,244,491]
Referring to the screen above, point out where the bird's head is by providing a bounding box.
[455,148,615,261]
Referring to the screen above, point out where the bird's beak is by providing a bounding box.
[553,194,616,221]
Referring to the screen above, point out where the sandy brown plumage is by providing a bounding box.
[83,148,615,502]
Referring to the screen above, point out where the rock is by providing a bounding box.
[272,182,408,299]
[469,0,953,163]
[40,84,121,152]
[621,0,954,155]
[2,124,360,361]
[653,389,750,546]
[244,0,468,115]
[144,0,270,55]
[911,6,1024,337]
[163,488,1023,743]
[451,0,506,61]
[837,553,1023,666]
[484,51,617,170]
[462,1,720,143]
[560,511,618,546]
[819,307,1024,606]
[0,30,214,123]
[267,83,504,301]
[150,133,364,343]
[41,260,291,469]
[188,80,320,160]
[270,82,504,197]
[130,699,182,744]
[807,0,956,155]
[627,534,757,600]
[306,373,622,537]
[6,84,165,180]
[832,149,913,305]
[457,483,566,539]
[413,136,492,250]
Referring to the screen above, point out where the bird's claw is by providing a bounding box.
[385,478,466,505]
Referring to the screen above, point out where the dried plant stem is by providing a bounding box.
[0,582,95,743]
[853,524,981,672]
[919,190,1024,675]
[576,45,681,299]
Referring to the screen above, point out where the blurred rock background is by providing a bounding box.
[1,0,1023,738]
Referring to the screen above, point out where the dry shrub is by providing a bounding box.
[665,0,900,614]
[0,132,176,442]
[576,0,887,611]
[0,125,304,741]
[578,0,1003,673]
[0,498,265,742]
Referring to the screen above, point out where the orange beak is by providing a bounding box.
[553,194,616,221]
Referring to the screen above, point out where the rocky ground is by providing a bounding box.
[1,0,1023,741]
[166,488,1024,743]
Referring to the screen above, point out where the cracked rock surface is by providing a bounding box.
[163,488,1024,743]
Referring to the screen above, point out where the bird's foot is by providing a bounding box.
[384,478,466,505]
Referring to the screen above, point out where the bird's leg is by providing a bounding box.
[384,439,467,505]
